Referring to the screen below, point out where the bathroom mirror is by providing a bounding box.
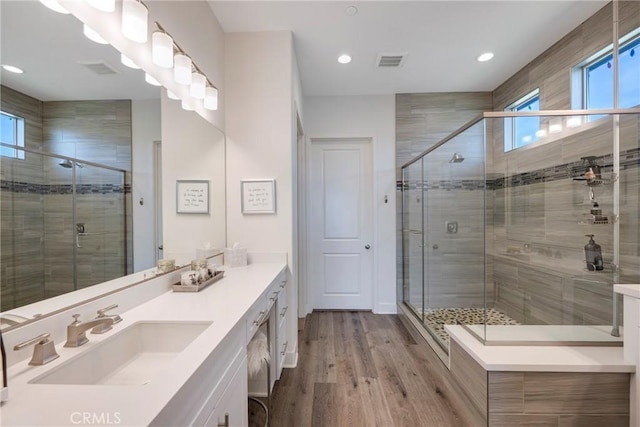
[0,1,226,328]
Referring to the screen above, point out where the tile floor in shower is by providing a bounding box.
[422,307,520,346]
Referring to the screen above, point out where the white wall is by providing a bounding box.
[225,31,298,365]
[132,99,161,271]
[161,96,226,266]
[303,95,397,314]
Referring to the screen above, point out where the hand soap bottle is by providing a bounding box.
[584,234,603,271]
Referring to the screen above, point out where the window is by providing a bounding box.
[0,111,25,159]
[504,89,540,152]
[576,32,640,110]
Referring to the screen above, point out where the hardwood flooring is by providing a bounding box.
[270,311,470,427]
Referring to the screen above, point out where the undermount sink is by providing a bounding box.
[30,321,211,386]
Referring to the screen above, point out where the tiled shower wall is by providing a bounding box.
[1,86,132,310]
[397,1,640,327]
[0,87,45,310]
[396,93,492,311]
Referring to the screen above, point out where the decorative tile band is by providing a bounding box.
[397,147,640,191]
[1,180,130,195]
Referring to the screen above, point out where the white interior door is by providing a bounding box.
[308,138,373,310]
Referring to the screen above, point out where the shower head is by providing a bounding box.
[449,152,464,163]
[58,159,85,168]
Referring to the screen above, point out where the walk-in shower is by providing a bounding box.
[400,110,640,353]
[1,143,128,311]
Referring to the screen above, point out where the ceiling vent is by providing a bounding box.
[78,61,119,75]
[376,53,407,68]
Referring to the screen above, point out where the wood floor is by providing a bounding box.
[270,311,470,427]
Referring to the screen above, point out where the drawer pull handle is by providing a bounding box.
[218,413,229,427]
[253,311,266,325]
[269,291,280,302]
[279,280,287,289]
[280,341,288,356]
[280,306,288,317]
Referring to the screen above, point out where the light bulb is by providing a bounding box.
[204,86,218,110]
[83,24,109,45]
[120,54,140,69]
[174,54,192,85]
[122,0,148,43]
[39,0,70,14]
[86,0,115,12]
[152,32,174,68]
[145,73,161,86]
[190,72,206,99]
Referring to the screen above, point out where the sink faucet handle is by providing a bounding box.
[96,304,122,325]
[71,314,81,324]
[13,333,60,366]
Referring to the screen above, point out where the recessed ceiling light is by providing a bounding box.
[2,65,24,74]
[477,52,494,62]
[345,6,358,16]
[338,54,352,64]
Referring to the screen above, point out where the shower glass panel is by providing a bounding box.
[75,163,126,289]
[0,144,127,311]
[402,159,424,320]
[401,111,639,351]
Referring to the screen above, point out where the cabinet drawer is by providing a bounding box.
[277,321,288,379]
[245,295,267,344]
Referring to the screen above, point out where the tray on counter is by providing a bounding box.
[172,270,225,292]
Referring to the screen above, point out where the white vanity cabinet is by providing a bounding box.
[204,356,249,427]
[275,273,289,379]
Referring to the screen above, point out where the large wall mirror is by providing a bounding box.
[0,1,226,329]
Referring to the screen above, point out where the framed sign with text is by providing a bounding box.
[176,180,209,214]
[241,179,276,214]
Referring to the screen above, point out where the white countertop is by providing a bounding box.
[0,262,285,427]
[614,284,640,299]
[446,325,635,373]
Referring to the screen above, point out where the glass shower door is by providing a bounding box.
[75,163,126,289]
[403,160,424,319]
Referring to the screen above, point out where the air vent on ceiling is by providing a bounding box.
[376,53,407,68]
[78,61,119,75]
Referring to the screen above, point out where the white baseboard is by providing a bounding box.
[283,344,298,368]
[375,302,398,314]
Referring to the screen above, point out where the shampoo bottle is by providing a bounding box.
[584,234,603,271]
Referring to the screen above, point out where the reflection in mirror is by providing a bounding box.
[0,1,179,328]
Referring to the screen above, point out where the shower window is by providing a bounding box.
[572,28,640,111]
[0,111,25,159]
[503,89,540,152]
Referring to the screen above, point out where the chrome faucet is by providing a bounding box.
[64,314,114,347]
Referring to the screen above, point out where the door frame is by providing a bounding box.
[301,136,377,315]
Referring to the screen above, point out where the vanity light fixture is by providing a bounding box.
[181,100,194,111]
[120,53,140,69]
[338,54,352,64]
[86,0,115,13]
[83,24,109,45]
[2,65,24,74]
[549,118,563,133]
[39,0,70,14]
[477,52,494,62]
[152,31,174,68]
[144,73,161,86]
[122,0,148,43]
[174,53,192,85]
[190,72,206,99]
[204,86,218,110]
[167,89,180,100]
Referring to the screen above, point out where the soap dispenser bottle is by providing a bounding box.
[584,234,603,271]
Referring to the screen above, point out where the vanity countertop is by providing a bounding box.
[446,324,635,373]
[614,284,640,299]
[0,262,286,427]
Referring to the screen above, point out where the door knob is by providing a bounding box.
[158,245,163,250]
[365,244,371,250]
